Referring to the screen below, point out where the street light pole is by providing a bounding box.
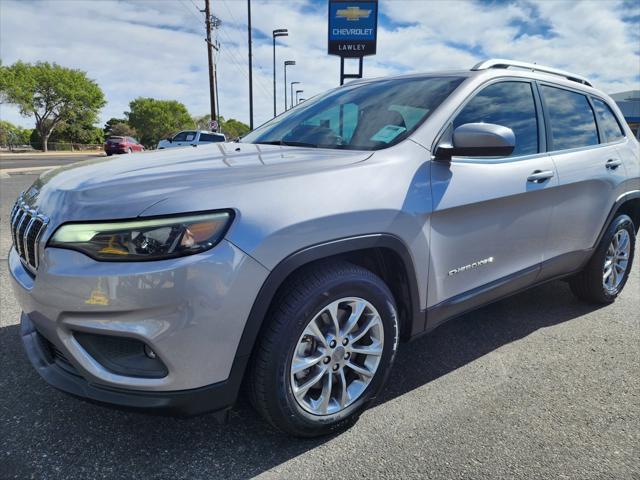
[272,29,288,117]
[290,81,300,109]
[296,89,304,105]
[284,61,295,111]
[247,0,253,130]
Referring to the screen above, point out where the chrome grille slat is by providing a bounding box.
[9,198,49,273]
[15,210,28,257]
[23,214,37,265]
[10,206,22,250]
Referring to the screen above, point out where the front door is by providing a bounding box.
[428,80,556,315]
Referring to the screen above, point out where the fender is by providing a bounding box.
[594,190,640,247]
[224,233,424,404]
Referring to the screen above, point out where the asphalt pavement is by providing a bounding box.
[0,152,104,170]
[1,173,638,480]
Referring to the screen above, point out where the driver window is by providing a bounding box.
[453,81,539,157]
[172,131,188,142]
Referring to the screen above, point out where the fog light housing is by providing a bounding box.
[144,344,157,359]
[74,332,168,378]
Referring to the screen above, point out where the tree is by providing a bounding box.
[221,118,250,140]
[193,114,211,131]
[30,119,104,148]
[103,117,128,135]
[110,122,137,138]
[0,61,106,151]
[193,114,250,140]
[0,120,32,147]
[127,98,194,148]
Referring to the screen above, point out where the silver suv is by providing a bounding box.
[9,60,639,437]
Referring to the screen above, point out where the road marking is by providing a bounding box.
[0,165,61,176]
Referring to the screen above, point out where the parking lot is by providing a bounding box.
[1,172,638,480]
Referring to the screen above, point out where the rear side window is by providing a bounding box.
[453,81,538,156]
[540,85,598,150]
[200,133,225,142]
[592,98,624,143]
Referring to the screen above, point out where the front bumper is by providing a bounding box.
[20,311,242,416]
[9,240,269,413]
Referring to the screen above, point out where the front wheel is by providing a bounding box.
[570,214,635,304]
[248,262,399,437]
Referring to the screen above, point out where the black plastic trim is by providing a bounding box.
[235,234,424,361]
[594,191,640,247]
[421,249,595,337]
[424,265,540,332]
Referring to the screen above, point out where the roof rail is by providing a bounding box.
[471,59,593,87]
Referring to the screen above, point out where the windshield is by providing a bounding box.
[242,76,464,151]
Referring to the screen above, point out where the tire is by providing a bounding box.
[127,147,133,154]
[248,261,399,437]
[570,214,635,304]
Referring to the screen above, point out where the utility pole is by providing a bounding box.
[204,0,217,126]
[247,0,254,130]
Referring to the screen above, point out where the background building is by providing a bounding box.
[611,90,640,139]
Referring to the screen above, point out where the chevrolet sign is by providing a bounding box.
[328,0,378,57]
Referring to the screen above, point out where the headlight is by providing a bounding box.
[49,211,233,261]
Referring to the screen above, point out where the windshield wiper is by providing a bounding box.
[255,140,319,148]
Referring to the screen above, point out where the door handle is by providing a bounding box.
[606,158,622,170]
[527,170,555,183]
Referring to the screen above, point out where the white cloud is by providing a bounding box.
[0,0,638,132]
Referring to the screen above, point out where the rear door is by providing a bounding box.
[538,85,628,278]
[429,79,557,311]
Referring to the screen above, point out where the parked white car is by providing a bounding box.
[157,130,226,149]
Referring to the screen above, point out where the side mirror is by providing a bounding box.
[167,137,173,142]
[435,123,515,160]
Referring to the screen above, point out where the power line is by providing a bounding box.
[221,0,241,27]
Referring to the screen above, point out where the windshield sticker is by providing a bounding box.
[370,125,407,143]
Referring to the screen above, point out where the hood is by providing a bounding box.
[23,143,372,223]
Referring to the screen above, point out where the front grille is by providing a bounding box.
[10,198,49,272]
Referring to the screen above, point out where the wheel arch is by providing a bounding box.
[598,191,640,245]
[236,235,424,362]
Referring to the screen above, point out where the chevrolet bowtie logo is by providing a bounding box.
[336,6,372,21]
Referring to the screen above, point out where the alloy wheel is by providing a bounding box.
[289,297,384,416]
[603,229,631,293]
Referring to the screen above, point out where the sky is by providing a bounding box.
[1,0,639,131]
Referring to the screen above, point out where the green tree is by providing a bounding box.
[0,120,32,147]
[109,123,137,138]
[104,117,128,135]
[127,98,193,147]
[0,61,106,151]
[192,114,250,140]
[193,114,211,131]
[221,117,250,140]
[30,120,104,148]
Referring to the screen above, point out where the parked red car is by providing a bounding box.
[104,136,144,155]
